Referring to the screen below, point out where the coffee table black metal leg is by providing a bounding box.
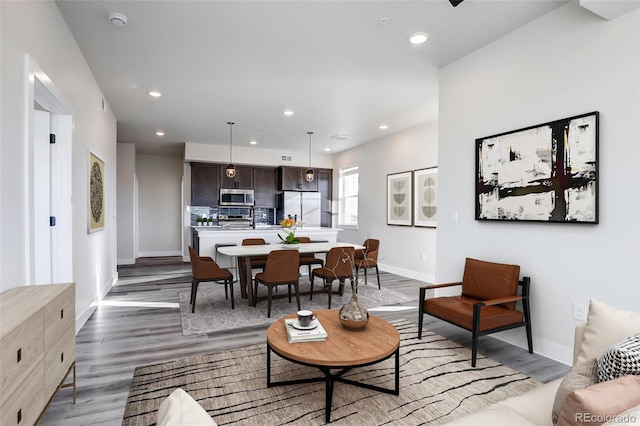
[323,367,334,423]
[266,344,272,387]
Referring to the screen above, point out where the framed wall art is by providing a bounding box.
[387,171,412,226]
[476,111,599,224]
[414,167,438,227]
[88,150,105,233]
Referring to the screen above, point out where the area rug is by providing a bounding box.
[179,282,414,336]
[123,320,540,425]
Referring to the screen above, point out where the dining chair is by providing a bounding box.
[310,246,355,309]
[417,257,532,367]
[241,238,268,271]
[188,246,234,313]
[354,238,380,289]
[297,236,324,278]
[254,249,301,318]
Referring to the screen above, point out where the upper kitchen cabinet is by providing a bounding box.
[191,163,220,206]
[253,167,277,207]
[278,166,318,191]
[220,165,253,189]
[316,169,332,227]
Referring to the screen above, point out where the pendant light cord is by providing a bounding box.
[307,131,313,168]
[227,121,234,163]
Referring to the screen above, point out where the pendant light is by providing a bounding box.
[225,121,236,178]
[305,131,315,182]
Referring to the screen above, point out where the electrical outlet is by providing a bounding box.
[420,252,426,261]
[573,302,588,322]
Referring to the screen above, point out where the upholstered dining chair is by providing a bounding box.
[242,238,268,272]
[310,246,355,309]
[354,238,380,289]
[297,236,324,278]
[417,257,532,367]
[254,249,301,318]
[188,246,234,313]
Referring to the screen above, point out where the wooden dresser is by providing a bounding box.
[0,283,76,426]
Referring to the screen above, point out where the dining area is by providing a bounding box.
[188,238,381,318]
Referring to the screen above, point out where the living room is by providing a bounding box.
[1,0,639,425]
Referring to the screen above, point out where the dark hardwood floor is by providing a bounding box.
[40,258,570,425]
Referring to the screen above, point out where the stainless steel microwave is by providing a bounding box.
[219,188,254,206]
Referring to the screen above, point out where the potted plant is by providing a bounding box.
[207,217,214,226]
[278,224,299,244]
[196,217,203,226]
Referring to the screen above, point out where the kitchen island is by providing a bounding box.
[193,226,341,270]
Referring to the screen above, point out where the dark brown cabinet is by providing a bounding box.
[219,165,253,189]
[253,167,277,207]
[317,169,332,227]
[277,166,318,191]
[191,163,220,206]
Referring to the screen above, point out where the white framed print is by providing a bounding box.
[413,167,437,227]
[387,171,412,226]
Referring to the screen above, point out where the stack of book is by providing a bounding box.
[284,318,328,343]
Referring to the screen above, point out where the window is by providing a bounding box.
[338,165,359,227]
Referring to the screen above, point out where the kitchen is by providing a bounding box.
[190,163,340,268]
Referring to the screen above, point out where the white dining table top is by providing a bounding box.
[217,241,365,257]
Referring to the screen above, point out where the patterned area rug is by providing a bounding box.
[179,282,414,336]
[123,320,540,425]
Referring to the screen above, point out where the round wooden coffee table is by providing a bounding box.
[266,309,400,423]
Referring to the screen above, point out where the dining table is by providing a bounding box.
[217,242,365,307]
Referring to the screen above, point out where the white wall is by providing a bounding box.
[333,122,438,283]
[117,143,136,264]
[0,1,118,330]
[137,154,184,257]
[437,2,640,364]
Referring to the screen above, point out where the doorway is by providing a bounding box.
[26,55,74,284]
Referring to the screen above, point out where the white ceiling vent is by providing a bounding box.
[330,134,349,141]
[281,155,292,162]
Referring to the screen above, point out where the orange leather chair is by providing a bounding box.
[310,246,355,309]
[418,258,532,367]
[254,250,301,318]
[188,246,234,313]
[354,238,380,289]
[241,238,268,271]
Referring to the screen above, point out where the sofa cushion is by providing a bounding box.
[157,388,217,426]
[556,375,640,426]
[576,300,640,364]
[552,358,598,424]
[597,333,640,382]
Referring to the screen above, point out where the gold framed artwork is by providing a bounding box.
[413,167,438,227]
[88,151,105,233]
[387,171,412,226]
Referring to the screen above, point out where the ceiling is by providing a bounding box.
[56,0,568,157]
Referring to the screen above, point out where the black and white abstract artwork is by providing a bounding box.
[476,111,599,224]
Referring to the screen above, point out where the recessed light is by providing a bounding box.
[155,131,165,136]
[378,124,389,130]
[148,91,162,98]
[283,110,294,116]
[408,32,429,45]
[249,140,258,145]
[324,147,331,152]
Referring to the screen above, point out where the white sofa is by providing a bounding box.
[447,300,640,426]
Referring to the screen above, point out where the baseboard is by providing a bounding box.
[118,257,136,265]
[379,263,434,284]
[75,271,118,334]
[137,250,183,257]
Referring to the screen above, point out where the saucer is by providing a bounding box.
[292,320,318,330]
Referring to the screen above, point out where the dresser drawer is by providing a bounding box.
[0,360,45,426]
[0,310,44,406]
[44,284,75,348]
[44,326,75,399]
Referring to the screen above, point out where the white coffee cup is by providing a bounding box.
[297,310,317,327]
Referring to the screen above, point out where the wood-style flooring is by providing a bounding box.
[40,258,570,425]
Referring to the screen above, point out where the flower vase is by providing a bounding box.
[339,293,369,331]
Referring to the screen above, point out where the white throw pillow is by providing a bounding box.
[576,300,640,365]
[157,388,217,426]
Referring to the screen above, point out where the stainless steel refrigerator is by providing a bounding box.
[278,191,321,227]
